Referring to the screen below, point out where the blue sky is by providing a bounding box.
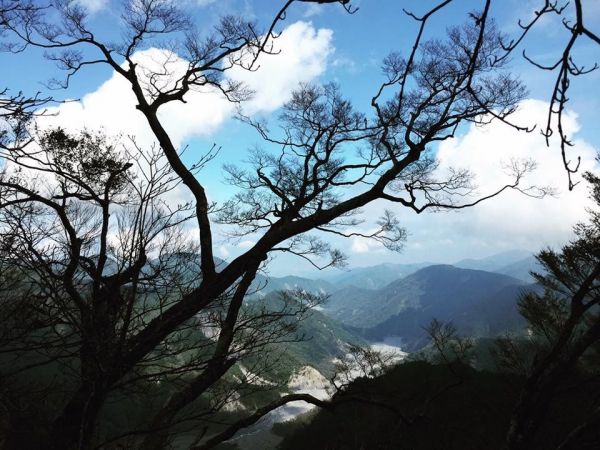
[2,0,599,276]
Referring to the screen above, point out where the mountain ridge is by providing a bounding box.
[322,265,533,350]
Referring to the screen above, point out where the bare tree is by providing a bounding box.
[0,1,552,449]
[364,0,600,189]
[498,0,600,190]
[0,127,324,448]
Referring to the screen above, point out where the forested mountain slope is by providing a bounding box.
[324,265,534,349]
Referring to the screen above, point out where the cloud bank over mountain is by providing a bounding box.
[340,99,598,270]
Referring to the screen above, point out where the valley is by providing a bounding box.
[214,250,543,448]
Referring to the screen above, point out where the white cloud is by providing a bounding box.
[5,21,333,266]
[210,239,256,265]
[238,240,256,249]
[39,21,332,143]
[335,99,598,266]
[229,21,333,113]
[332,56,358,73]
[35,21,334,205]
[218,245,230,259]
[297,96,596,272]
[349,227,385,254]
[72,0,108,13]
[350,237,370,254]
[303,3,323,18]
[433,99,597,248]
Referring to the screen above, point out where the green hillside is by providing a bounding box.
[324,265,534,350]
[244,292,367,379]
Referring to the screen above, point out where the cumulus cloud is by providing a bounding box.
[228,21,333,113]
[72,0,109,13]
[39,49,223,151]
[339,99,598,266]
[34,21,333,206]
[321,95,598,265]
[289,100,598,268]
[218,245,230,259]
[433,99,596,246]
[40,21,332,145]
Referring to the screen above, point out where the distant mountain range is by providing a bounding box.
[274,249,541,292]
[142,249,543,356]
[453,249,532,272]
[323,262,432,290]
[239,249,544,352]
[321,265,536,350]
[453,250,542,283]
[251,275,335,296]
[495,255,542,283]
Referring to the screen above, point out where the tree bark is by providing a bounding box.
[49,381,108,450]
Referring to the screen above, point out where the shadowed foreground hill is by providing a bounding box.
[0,288,364,449]
[275,361,600,450]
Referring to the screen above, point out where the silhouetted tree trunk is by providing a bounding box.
[502,171,600,449]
